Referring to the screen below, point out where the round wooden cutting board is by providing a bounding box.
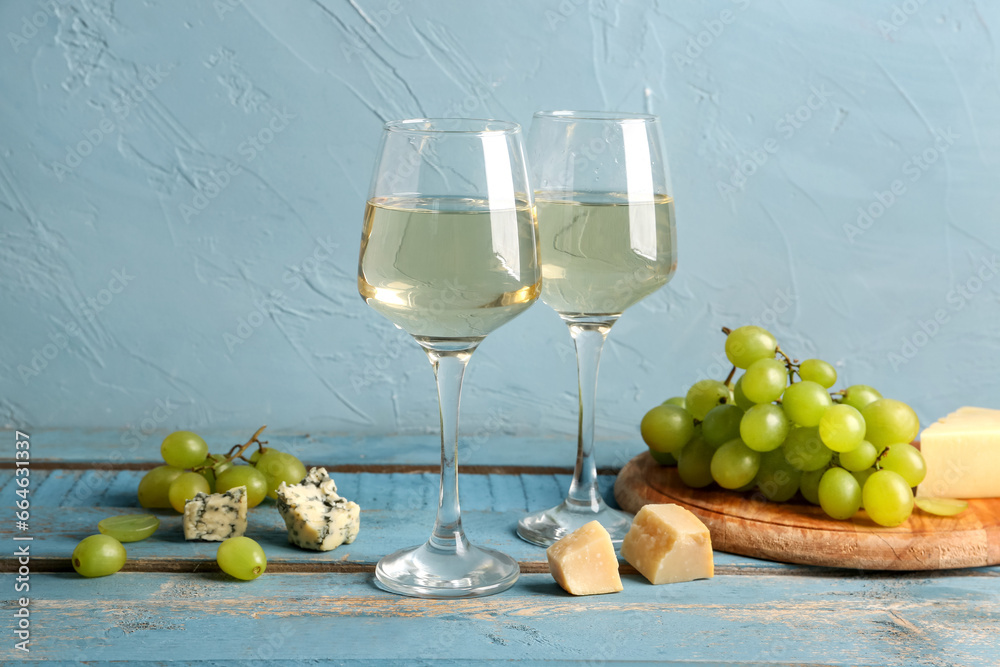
[614,451,1000,571]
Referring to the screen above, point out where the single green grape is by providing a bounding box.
[818,467,862,520]
[861,398,920,448]
[782,426,833,471]
[168,472,211,514]
[160,430,209,469]
[799,359,837,388]
[818,404,866,453]
[649,449,677,465]
[839,441,878,472]
[841,384,882,412]
[879,443,926,487]
[216,465,268,508]
[677,436,717,488]
[782,380,833,427]
[851,468,876,508]
[755,449,801,502]
[740,403,790,452]
[640,404,695,454]
[725,325,777,369]
[217,536,267,581]
[685,379,731,421]
[72,534,127,578]
[799,468,825,505]
[662,396,686,408]
[702,404,744,446]
[98,514,160,542]
[862,470,914,527]
[914,497,968,517]
[137,465,185,508]
[732,376,755,411]
[741,358,788,404]
[197,453,233,491]
[710,439,761,490]
[254,449,308,499]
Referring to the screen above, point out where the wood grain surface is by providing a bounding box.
[4,431,1000,666]
[614,451,1000,571]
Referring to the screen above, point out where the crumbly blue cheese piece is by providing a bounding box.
[276,467,360,551]
[183,486,248,541]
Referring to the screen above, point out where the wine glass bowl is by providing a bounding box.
[359,118,540,597]
[517,110,677,547]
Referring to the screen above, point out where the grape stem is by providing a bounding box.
[775,346,798,383]
[199,425,269,470]
[873,444,890,469]
[724,365,736,385]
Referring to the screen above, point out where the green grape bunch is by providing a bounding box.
[639,325,962,527]
[137,425,308,514]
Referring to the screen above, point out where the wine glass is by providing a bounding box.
[358,118,541,597]
[517,110,677,546]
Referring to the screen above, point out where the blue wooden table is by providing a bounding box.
[2,430,998,665]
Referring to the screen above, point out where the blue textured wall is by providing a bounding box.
[1,0,998,440]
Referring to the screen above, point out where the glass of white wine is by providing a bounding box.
[517,110,677,547]
[358,118,541,597]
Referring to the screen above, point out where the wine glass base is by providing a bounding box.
[517,500,634,547]
[375,541,520,599]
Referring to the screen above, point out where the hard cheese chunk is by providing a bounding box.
[919,406,1000,498]
[276,467,360,551]
[546,520,623,596]
[183,486,247,541]
[621,504,713,585]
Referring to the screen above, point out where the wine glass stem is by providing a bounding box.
[566,322,612,509]
[426,348,474,554]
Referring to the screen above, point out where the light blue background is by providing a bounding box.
[1,0,998,441]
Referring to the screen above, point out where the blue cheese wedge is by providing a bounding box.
[183,486,248,541]
[276,467,360,551]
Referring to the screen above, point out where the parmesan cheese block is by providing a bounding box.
[621,504,713,585]
[918,406,1000,498]
[546,521,623,596]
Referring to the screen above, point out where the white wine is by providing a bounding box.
[535,193,676,316]
[358,197,541,344]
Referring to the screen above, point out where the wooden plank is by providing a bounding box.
[0,428,643,470]
[0,469,805,573]
[4,571,999,665]
[616,452,1000,571]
